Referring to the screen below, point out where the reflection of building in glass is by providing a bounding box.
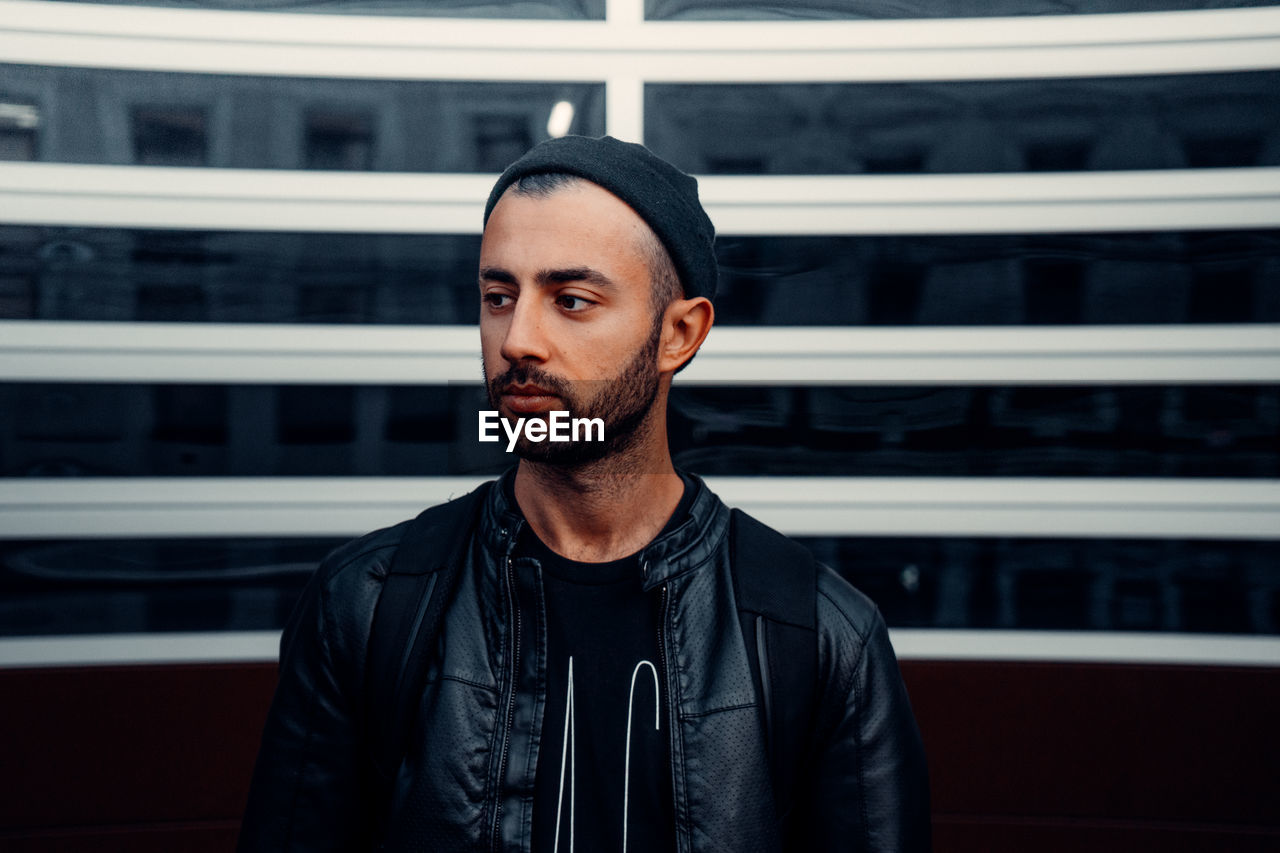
[132,105,207,166]
[303,109,374,170]
[646,74,1280,175]
[0,64,604,170]
[0,98,39,160]
[645,0,1279,19]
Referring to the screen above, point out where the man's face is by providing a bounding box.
[478,180,665,465]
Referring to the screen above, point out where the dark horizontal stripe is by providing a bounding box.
[0,64,604,172]
[648,0,1277,21]
[647,72,1280,174]
[2,535,1275,636]
[43,0,604,18]
[3,382,1277,479]
[6,226,1280,326]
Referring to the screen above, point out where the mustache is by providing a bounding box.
[487,363,572,401]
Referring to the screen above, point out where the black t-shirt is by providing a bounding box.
[507,477,694,853]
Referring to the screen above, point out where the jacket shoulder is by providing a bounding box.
[300,521,415,632]
[280,519,417,683]
[815,564,885,647]
[316,519,412,587]
[727,504,881,641]
[302,484,494,666]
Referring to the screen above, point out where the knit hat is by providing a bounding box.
[483,135,717,302]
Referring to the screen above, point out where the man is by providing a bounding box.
[239,135,930,852]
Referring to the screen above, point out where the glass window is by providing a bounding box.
[0,383,508,477]
[0,536,339,636]
[0,227,483,324]
[5,227,1278,326]
[711,231,1280,326]
[802,536,1280,635]
[132,105,208,166]
[39,0,606,19]
[647,0,1277,21]
[0,97,40,161]
[304,109,375,171]
[0,65,604,171]
[1,535,1274,636]
[646,73,1280,174]
[668,385,1280,478]
[2,383,1276,478]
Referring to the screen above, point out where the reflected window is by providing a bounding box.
[4,226,1279,326]
[647,0,1278,20]
[712,231,1280,326]
[796,536,1279,635]
[2,382,1276,479]
[152,385,229,475]
[646,73,1280,174]
[473,114,532,173]
[1,534,1274,636]
[0,275,36,319]
[131,231,218,321]
[304,109,375,170]
[0,536,340,637]
[0,226,484,324]
[276,386,356,445]
[132,105,207,166]
[39,0,605,19]
[1,65,604,172]
[0,98,39,161]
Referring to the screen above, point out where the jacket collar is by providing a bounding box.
[479,466,730,592]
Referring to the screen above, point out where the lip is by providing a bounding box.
[503,384,557,397]
[501,385,560,414]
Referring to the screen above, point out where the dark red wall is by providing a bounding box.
[907,661,1280,852]
[1,660,1276,851]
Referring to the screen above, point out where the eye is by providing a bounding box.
[482,291,512,309]
[556,293,594,312]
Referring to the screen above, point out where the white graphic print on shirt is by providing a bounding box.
[551,656,661,853]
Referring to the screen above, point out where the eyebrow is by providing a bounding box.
[478,266,517,286]
[478,266,616,290]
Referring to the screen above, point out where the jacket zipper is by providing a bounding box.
[655,584,669,702]
[655,582,679,851]
[491,552,521,852]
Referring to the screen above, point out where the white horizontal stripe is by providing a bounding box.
[0,629,1274,668]
[2,2,1279,80]
[708,477,1280,540]
[0,630,281,668]
[3,477,1278,540]
[4,163,1279,235]
[0,164,493,235]
[887,630,1280,666]
[2,322,1278,384]
[703,170,1280,235]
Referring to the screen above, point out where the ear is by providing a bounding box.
[658,296,714,374]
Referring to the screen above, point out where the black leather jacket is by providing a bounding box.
[238,475,930,852]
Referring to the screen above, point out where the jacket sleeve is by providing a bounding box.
[237,540,392,852]
[806,567,932,853]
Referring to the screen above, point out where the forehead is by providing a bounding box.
[480,180,654,277]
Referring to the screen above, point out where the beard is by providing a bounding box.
[485,321,662,467]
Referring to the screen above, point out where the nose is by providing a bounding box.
[499,294,550,365]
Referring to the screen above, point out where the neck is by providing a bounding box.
[512,409,683,563]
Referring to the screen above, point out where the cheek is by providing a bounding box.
[478,324,505,374]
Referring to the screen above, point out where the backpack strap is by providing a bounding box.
[363,482,492,827]
[730,507,818,824]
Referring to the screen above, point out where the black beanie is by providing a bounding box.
[483,135,717,302]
